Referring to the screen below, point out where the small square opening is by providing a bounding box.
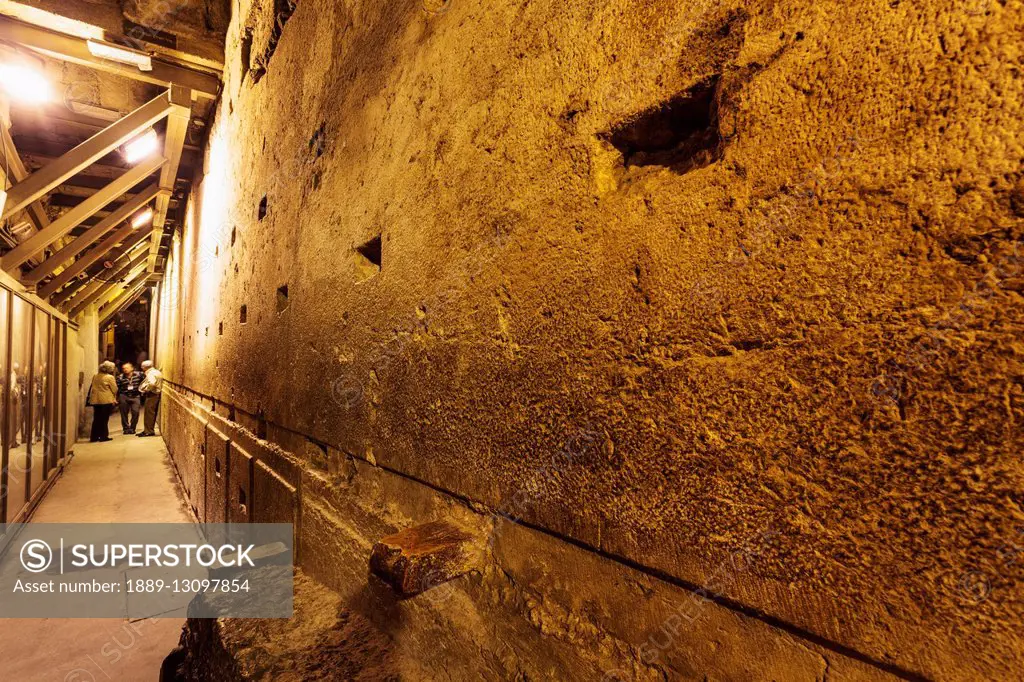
[353,234,382,281]
[276,284,289,312]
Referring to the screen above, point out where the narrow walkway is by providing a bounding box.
[0,416,188,681]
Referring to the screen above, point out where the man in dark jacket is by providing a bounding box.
[116,362,144,434]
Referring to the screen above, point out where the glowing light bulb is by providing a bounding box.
[124,130,159,164]
[0,63,52,104]
[131,208,154,228]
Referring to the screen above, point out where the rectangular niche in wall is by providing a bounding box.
[353,235,381,282]
[276,284,289,312]
[601,76,722,174]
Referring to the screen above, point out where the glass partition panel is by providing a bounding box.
[51,321,64,468]
[7,297,32,521]
[0,289,7,522]
[31,311,50,494]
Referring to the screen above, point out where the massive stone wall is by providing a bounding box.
[154,0,1024,679]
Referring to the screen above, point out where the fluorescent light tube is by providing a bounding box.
[86,40,153,72]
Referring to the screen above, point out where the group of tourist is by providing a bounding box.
[88,360,162,443]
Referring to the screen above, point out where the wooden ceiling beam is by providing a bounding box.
[0,15,219,99]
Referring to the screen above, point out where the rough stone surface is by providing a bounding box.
[175,569,398,681]
[155,0,1024,679]
[162,387,904,680]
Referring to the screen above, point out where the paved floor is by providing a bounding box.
[0,414,187,682]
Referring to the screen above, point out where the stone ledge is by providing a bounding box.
[369,520,481,597]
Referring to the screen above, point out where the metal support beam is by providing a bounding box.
[1,155,165,271]
[0,124,50,233]
[37,219,156,300]
[51,238,149,309]
[1,91,173,221]
[66,252,149,317]
[48,238,149,308]
[0,16,220,99]
[149,85,191,273]
[95,275,140,314]
[99,282,149,329]
[48,270,88,308]
[25,182,161,288]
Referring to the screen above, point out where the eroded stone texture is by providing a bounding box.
[162,387,905,680]
[174,570,397,681]
[154,0,1024,678]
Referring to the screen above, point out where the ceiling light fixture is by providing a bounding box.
[0,62,52,104]
[131,208,154,228]
[124,130,159,163]
[86,40,153,71]
[67,100,122,122]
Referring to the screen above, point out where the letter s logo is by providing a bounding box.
[20,539,53,573]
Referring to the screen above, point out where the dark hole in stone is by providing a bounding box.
[231,227,237,246]
[309,123,326,158]
[215,458,222,476]
[276,284,289,312]
[307,438,329,471]
[218,322,223,335]
[358,235,382,266]
[240,305,248,323]
[240,29,253,81]
[238,486,247,505]
[354,235,382,281]
[601,76,722,173]
[258,195,268,220]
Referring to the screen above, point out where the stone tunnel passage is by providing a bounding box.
[0,0,1020,680]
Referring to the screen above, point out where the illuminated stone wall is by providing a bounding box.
[155,0,1024,678]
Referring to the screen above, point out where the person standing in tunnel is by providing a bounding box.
[9,362,22,448]
[137,360,163,438]
[116,362,144,435]
[88,361,118,443]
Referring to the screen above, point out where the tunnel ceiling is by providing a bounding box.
[0,0,222,321]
